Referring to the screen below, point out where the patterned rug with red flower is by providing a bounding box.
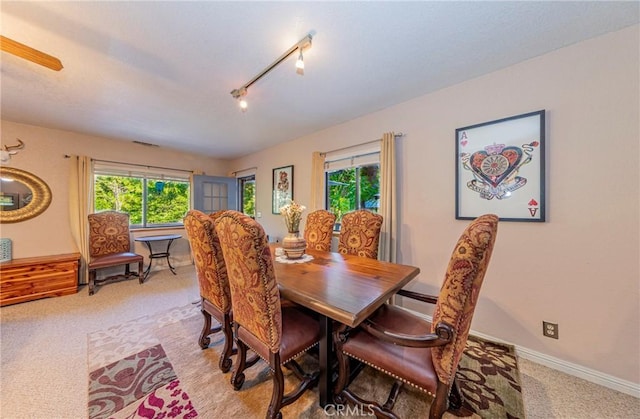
[87,303,524,419]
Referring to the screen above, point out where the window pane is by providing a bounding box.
[359,165,380,212]
[326,163,380,228]
[94,173,189,228]
[146,179,190,226]
[94,175,143,224]
[239,176,256,216]
[327,168,356,223]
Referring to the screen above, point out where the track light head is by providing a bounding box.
[295,50,304,76]
[231,87,248,111]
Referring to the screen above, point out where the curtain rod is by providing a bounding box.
[231,166,258,176]
[320,132,404,157]
[64,155,194,174]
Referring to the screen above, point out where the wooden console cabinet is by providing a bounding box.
[0,253,80,306]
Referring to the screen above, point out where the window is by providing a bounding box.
[93,162,190,228]
[324,145,380,229]
[238,174,256,217]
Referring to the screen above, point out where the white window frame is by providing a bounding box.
[93,161,191,228]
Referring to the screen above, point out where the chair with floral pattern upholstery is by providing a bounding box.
[87,211,144,295]
[304,209,336,252]
[337,209,383,259]
[183,209,234,372]
[333,214,499,419]
[214,210,320,419]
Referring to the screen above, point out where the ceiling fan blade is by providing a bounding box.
[0,36,63,71]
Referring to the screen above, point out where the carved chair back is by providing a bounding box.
[338,209,383,259]
[183,210,231,314]
[304,209,336,252]
[214,210,282,353]
[88,211,133,257]
[431,213,499,385]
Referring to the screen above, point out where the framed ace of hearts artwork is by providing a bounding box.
[456,110,546,222]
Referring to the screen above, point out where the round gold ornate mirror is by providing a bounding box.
[0,167,52,223]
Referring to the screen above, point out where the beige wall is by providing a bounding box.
[230,26,640,384]
[0,122,232,269]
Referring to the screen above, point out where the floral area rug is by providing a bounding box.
[88,303,524,419]
[457,336,524,418]
[88,305,199,419]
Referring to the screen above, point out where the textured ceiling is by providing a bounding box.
[1,1,638,159]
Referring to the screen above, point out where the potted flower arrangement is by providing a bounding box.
[279,201,307,259]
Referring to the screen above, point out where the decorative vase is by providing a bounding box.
[282,231,306,259]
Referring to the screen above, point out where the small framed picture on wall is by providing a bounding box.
[272,165,294,214]
[455,110,546,222]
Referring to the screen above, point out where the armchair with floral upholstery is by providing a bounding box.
[333,214,499,419]
[87,211,144,295]
[214,210,320,419]
[183,209,235,372]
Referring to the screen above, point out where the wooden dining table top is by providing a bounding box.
[271,244,420,328]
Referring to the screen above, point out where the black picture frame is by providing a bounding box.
[272,165,294,214]
[455,110,546,222]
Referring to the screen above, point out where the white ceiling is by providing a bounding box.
[1,1,638,159]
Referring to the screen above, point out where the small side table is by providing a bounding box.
[135,234,182,279]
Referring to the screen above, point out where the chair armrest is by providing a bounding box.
[396,289,438,304]
[360,319,453,348]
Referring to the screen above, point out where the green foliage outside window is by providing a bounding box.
[147,180,190,224]
[94,175,189,226]
[242,180,256,216]
[327,164,379,224]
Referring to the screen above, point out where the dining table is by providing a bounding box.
[270,244,420,407]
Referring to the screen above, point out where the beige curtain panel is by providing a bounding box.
[379,132,397,263]
[309,151,325,210]
[68,155,92,285]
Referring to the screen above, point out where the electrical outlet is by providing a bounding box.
[543,321,559,339]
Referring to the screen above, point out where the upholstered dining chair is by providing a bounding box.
[304,209,336,252]
[337,209,383,259]
[87,211,144,295]
[183,209,234,372]
[333,214,499,419]
[214,210,320,419]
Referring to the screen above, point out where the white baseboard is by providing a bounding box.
[403,307,640,398]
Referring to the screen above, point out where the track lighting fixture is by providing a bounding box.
[230,34,312,111]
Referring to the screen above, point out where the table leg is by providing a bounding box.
[142,241,153,279]
[318,314,334,407]
[165,239,177,275]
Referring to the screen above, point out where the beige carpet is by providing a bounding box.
[2,266,638,418]
[87,303,524,418]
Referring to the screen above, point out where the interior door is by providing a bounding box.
[192,175,237,212]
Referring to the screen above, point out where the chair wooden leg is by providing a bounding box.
[267,353,285,419]
[88,269,96,295]
[199,307,213,349]
[382,381,404,411]
[137,260,144,284]
[231,330,247,390]
[429,382,451,419]
[219,313,233,373]
[449,377,464,410]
